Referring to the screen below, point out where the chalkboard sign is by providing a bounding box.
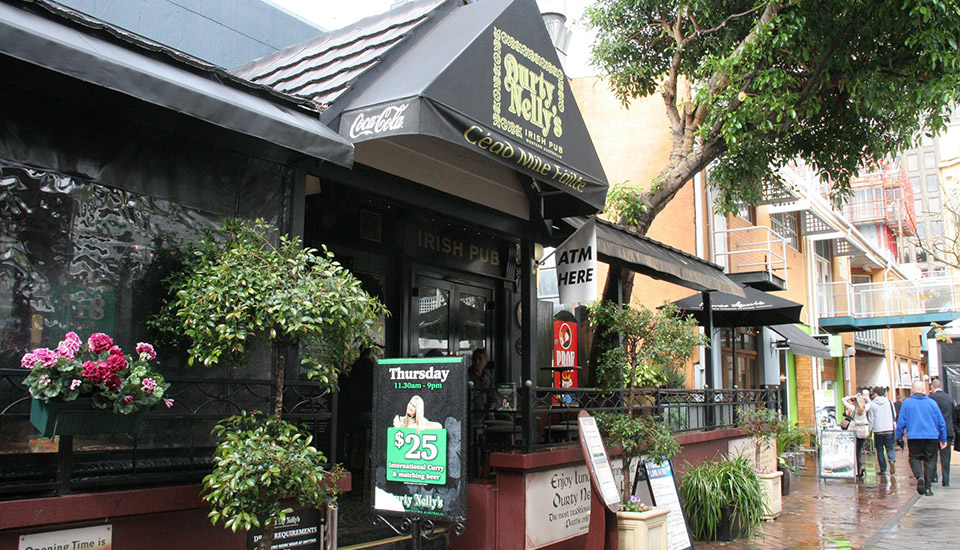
[633,460,693,550]
[819,429,857,479]
[248,508,321,550]
[372,357,467,522]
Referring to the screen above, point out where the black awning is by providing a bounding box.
[770,324,832,359]
[0,2,354,167]
[334,0,608,218]
[672,286,802,327]
[565,217,744,296]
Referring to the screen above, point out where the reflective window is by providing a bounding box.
[418,286,450,356]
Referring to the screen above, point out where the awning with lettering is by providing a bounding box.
[770,324,832,359]
[564,217,745,296]
[672,286,803,327]
[334,0,608,218]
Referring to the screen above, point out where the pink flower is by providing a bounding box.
[82,361,108,384]
[69,379,82,390]
[123,395,133,405]
[136,343,156,360]
[56,342,76,360]
[39,375,51,386]
[163,398,174,409]
[65,332,81,346]
[87,333,114,354]
[20,352,38,369]
[142,378,157,394]
[106,352,127,373]
[32,348,57,368]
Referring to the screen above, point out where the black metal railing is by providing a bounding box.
[0,368,334,500]
[469,385,780,456]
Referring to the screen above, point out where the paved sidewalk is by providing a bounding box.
[696,448,960,550]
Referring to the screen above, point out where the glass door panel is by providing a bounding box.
[418,285,450,356]
[458,292,488,358]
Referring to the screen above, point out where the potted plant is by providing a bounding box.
[736,407,784,519]
[678,456,765,541]
[595,412,681,508]
[775,422,811,496]
[156,220,387,550]
[21,331,170,436]
[616,495,670,550]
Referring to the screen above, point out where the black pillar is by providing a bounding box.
[702,291,714,388]
[520,239,537,452]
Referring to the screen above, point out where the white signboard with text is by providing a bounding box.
[524,465,592,549]
[20,525,111,550]
[555,218,597,304]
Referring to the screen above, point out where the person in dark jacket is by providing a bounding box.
[929,379,957,486]
[896,380,948,496]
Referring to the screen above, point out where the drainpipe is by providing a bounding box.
[805,235,822,389]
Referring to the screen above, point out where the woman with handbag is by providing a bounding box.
[843,393,873,478]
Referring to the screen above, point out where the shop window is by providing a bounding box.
[719,327,761,389]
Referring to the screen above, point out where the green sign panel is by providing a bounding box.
[386,427,447,485]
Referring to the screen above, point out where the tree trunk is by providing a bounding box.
[259,519,276,550]
[273,340,288,417]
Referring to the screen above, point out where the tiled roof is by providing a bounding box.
[231,0,447,110]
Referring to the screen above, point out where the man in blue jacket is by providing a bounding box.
[896,380,948,496]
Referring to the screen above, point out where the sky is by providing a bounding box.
[268,0,600,77]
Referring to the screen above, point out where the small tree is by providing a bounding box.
[587,301,707,404]
[596,412,680,506]
[737,406,783,469]
[156,219,387,550]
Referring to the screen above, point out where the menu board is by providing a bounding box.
[576,412,621,512]
[819,429,857,479]
[248,508,321,550]
[636,461,693,550]
[372,357,467,521]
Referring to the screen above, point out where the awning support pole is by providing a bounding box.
[521,239,537,452]
[703,291,715,427]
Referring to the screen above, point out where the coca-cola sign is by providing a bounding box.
[346,102,412,140]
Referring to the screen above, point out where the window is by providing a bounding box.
[904,249,913,263]
[922,135,934,147]
[917,250,928,263]
[916,198,924,214]
[917,222,926,239]
[815,239,832,260]
[735,202,756,224]
[924,151,937,169]
[911,176,921,192]
[907,154,919,171]
[931,220,943,236]
[771,212,799,249]
[929,197,940,212]
[927,174,939,192]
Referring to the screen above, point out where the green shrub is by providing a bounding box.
[678,457,765,541]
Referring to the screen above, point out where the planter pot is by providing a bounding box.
[30,398,146,437]
[759,470,783,520]
[715,505,744,542]
[617,508,670,550]
[779,465,792,496]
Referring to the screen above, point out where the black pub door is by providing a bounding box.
[412,273,493,362]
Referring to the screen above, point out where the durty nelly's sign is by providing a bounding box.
[492,26,565,160]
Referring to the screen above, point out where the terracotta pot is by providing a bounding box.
[617,507,670,550]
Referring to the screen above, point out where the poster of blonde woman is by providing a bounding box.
[373,356,466,522]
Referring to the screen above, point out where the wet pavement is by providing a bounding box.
[697,448,960,550]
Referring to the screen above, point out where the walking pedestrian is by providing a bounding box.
[896,380,948,496]
[868,387,897,475]
[928,379,956,487]
[843,393,872,478]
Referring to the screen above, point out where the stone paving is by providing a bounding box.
[696,448,960,550]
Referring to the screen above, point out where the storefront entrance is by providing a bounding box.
[413,273,494,361]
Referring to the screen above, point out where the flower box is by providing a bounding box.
[617,507,670,550]
[30,398,146,437]
[759,470,783,520]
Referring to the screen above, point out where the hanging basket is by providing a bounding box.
[30,398,147,437]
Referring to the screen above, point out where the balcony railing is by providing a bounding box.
[469,385,780,454]
[818,275,960,318]
[714,225,788,285]
[854,328,885,349]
